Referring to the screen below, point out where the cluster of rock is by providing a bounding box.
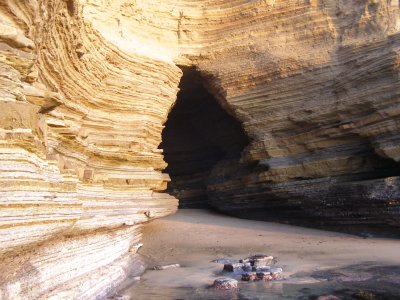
[213,255,283,290]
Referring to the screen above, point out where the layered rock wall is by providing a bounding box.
[1,1,179,298]
[196,1,400,230]
[1,0,400,298]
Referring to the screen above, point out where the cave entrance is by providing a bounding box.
[161,67,249,208]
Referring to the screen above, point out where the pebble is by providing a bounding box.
[107,295,130,300]
[132,276,140,281]
[152,264,180,270]
[213,278,239,290]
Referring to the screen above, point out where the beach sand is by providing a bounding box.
[117,209,400,299]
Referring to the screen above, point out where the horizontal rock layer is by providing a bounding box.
[1,0,400,299]
[1,1,178,298]
[198,2,400,232]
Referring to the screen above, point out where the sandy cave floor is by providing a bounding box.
[115,209,400,300]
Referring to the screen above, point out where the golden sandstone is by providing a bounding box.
[1,1,400,298]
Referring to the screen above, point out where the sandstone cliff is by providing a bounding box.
[1,0,400,298]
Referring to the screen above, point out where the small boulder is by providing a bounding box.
[256,271,282,281]
[252,255,274,267]
[213,278,238,290]
[242,263,253,272]
[241,272,258,281]
[243,254,274,267]
[256,272,271,280]
[223,263,244,272]
[252,265,271,272]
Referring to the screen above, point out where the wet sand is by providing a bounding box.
[117,209,400,299]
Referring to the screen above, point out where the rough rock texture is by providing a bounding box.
[1,0,400,298]
[0,1,178,298]
[199,1,400,232]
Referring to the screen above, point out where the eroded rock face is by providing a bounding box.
[0,1,178,298]
[1,0,400,298]
[200,1,400,232]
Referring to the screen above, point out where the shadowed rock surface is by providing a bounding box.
[300,263,400,300]
[161,67,249,208]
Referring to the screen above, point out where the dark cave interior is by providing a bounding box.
[160,67,249,208]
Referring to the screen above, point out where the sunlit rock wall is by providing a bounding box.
[0,1,179,298]
[1,0,400,298]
